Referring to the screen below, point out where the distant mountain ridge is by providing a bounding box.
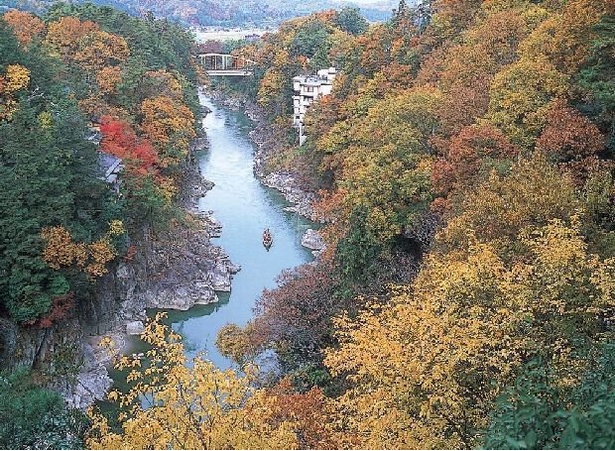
[2,0,398,25]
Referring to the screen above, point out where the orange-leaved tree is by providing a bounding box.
[3,10,45,48]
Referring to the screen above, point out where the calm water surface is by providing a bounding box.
[165,91,314,368]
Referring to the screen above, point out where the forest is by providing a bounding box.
[1,0,615,449]
[0,3,201,448]
[1,0,396,27]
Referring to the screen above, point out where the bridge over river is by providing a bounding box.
[198,53,255,76]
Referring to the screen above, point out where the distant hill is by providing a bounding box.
[3,0,397,26]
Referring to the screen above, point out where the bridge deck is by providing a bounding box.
[206,70,253,77]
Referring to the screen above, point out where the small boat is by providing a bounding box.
[263,228,273,249]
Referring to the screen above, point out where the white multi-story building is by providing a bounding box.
[292,67,336,145]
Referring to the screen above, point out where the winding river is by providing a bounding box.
[164,91,314,368]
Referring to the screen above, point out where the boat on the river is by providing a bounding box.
[263,228,273,249]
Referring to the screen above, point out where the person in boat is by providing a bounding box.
[263,228,272,247]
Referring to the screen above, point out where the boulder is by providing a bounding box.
[125,321,145,336]
[210,259,239,292]
[301,229,325,251]
[147,284,218,310]
[262,171,316,219]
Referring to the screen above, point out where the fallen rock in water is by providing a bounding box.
[210,257,241,292]
[125,320,145,335]
[301,229,325,256]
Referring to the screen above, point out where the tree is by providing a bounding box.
[40,225,119,279]
[440,153,580,254]
[549,0,610,74]
[325,248,521,449]
[424,0,481,43]
[248,261,341,378]
[87,315,302,449]
[44,16,99,64]
[0,85,116,322]
[0,102,77,322]
[2,10,45,48]
[99,116,159,176]
[139,95,196,169]
[334,7,368,36]
[333,87,440,242]
[0,63,30,120]
[96,65,122,95]
[576,13,615,153]
[0,368,86,449]
[464,8,538,68]
[432,123,519,198]
[536,98,606,163]
[484,58,569,148]
[216,323,257,367]
[436,83,491,136]
[262,378,338,449]
[325,218,615,449]
[73,30,129,73]
[484,344,615,449]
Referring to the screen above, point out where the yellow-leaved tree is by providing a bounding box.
[0,64,30,120]
[324,246,523,449]
[87,314,302,450]
[41,221,123,278]
[325,217,615,449]
[139,95,196,168]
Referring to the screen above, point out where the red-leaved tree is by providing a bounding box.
[99,116,159,176]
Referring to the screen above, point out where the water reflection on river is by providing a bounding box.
[164,92,314,369]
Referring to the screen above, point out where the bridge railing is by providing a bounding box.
[197,53,255,74]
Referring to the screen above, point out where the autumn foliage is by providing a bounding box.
[213,1,615,449]
[99,117,159,176]
[0,64,30,120]
[3,1,615,448]
[537,98,606,163]
[41,222,122,278]
[3,10,45,47]
[29,293,76,329]
[87,316,309,450]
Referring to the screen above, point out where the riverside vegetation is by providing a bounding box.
[2,0,615,449]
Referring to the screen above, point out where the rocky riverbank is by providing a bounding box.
[206,89,319,222]
[62,129,240,409]
[0,89,324,410]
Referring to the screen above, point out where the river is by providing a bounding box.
[164,91,314,368]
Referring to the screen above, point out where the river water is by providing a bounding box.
[164,92,314,368]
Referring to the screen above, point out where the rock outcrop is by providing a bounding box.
[82,169,239,334]
[301,228,325,256]
[67,159,238,408]
[62,339,113,410]
[262,171,317,219]
[125,321,145,336]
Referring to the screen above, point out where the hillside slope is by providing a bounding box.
[1,0,397,25]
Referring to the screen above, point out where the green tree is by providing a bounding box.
[0,368,86,449]
[576,14,615,154]
[334,7,368,35]
[0,94,115,322]
[484,344,615,450]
